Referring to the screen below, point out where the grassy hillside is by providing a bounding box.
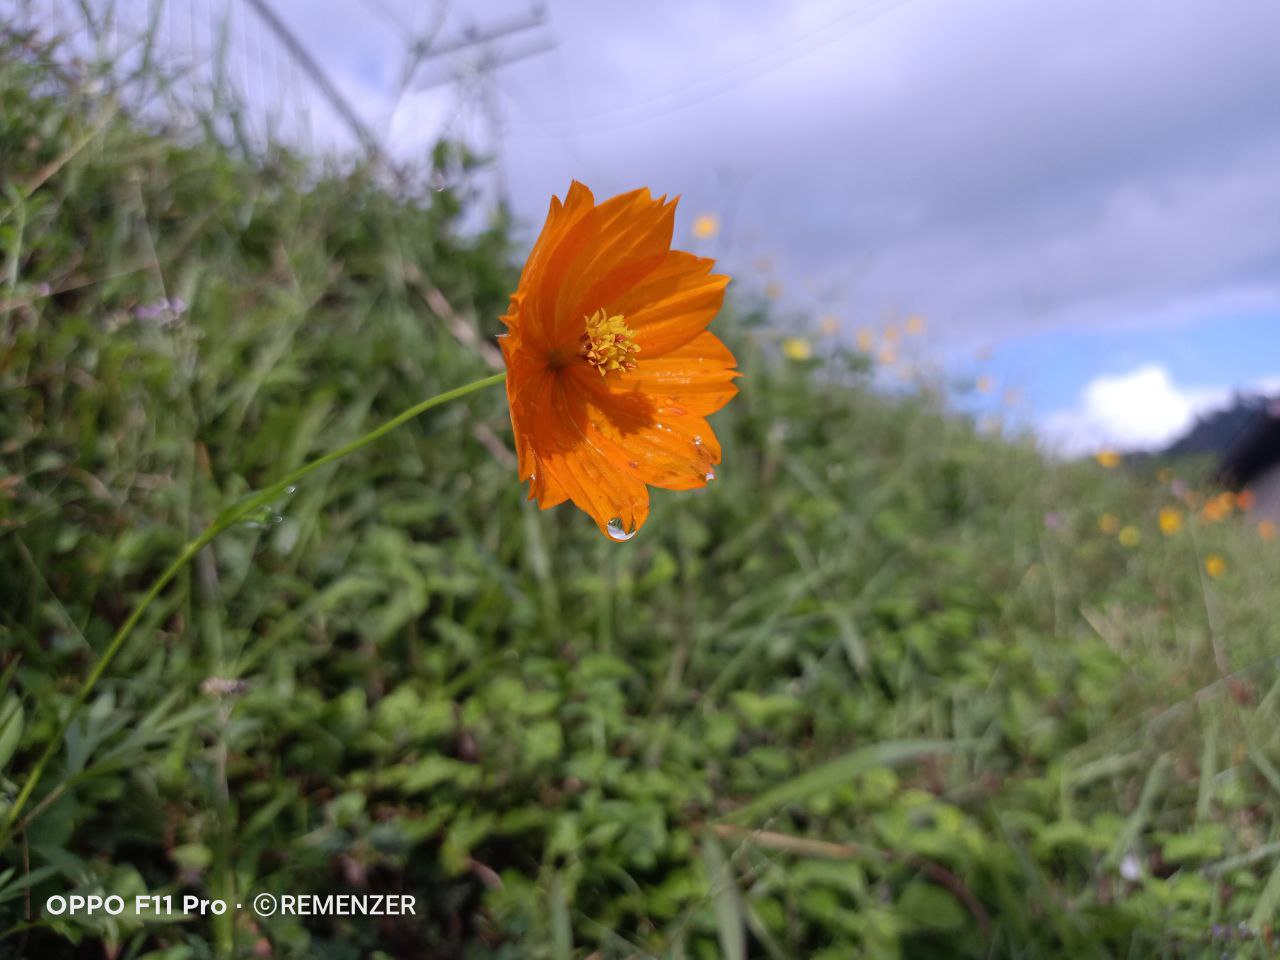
[3,27,1280,959]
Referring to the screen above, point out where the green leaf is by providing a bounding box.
[726,740,968,824]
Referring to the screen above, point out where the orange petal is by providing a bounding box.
[550,191,676,345]
[530,377,650,536]
[567,367,723,492]
[505,181,597,350]
[607,330,739,416]
[608,250,730,357]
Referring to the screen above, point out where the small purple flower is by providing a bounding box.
[134,300,166,321]
[133,298,188,324]
[1044,511,1064,530]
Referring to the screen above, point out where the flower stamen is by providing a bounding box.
[580,308,640,376]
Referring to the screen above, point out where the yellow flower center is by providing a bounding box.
[579,308,640,376]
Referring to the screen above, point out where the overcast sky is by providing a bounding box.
[45,0,1280,451]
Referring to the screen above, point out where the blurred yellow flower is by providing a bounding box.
[691,213,719,239]
[855,327,875,352]
[1118,525,1141,547]
[905,315,926,336]
[1098,514,1121,535]
[1158,507,1183,536]
[883,324,901,342]
[1095,450,1121,469]
[819,314,840,336]
[765,281,783,301]
[878,346,898,365]
[1259,520,1277,541]
[782,337,812,361]
[975,375,993,394]
[1204,554,1227,578]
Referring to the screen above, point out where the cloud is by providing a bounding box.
[1040,364,1280,455]
[82,0,1280,349]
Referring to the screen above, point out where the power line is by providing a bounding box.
[413,37,559,92]
[238,0,389,164]
[505,0,916,139]
[411,6,547,73]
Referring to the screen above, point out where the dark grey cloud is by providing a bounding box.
[75,0,1280,346]
[501,0,1280,343]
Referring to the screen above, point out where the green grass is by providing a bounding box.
[4,25,1280,960]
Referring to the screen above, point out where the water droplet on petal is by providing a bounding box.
[693,435,703,447]
[606,518,636,541]
[704,469,716,482]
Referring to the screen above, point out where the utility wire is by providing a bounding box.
[238,0,389,165]
[505,0,916,139]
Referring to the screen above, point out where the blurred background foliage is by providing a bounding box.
[3,24,1280,960]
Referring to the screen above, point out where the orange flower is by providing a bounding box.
[499,182,738,540]
[1095,449,1121,469]
[1202,492,1234,523]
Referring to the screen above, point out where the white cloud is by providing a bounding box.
[1041,363,1235,455]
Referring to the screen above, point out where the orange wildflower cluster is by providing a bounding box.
[500,182,738,540]
[1201,491,1237,523]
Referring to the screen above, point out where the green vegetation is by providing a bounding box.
[4,27,1280,959]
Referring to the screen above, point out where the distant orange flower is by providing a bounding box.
[1259,520,1277,542]
[499,182,738,540]
[1095,449,1121,469]
[691,213,719,239]
[1202,492,1234,523]
[1098,513,1121,535]
[1236,489,1256,511]
[1204,554,1227,579]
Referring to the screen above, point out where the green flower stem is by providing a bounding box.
[1,370,507,847]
